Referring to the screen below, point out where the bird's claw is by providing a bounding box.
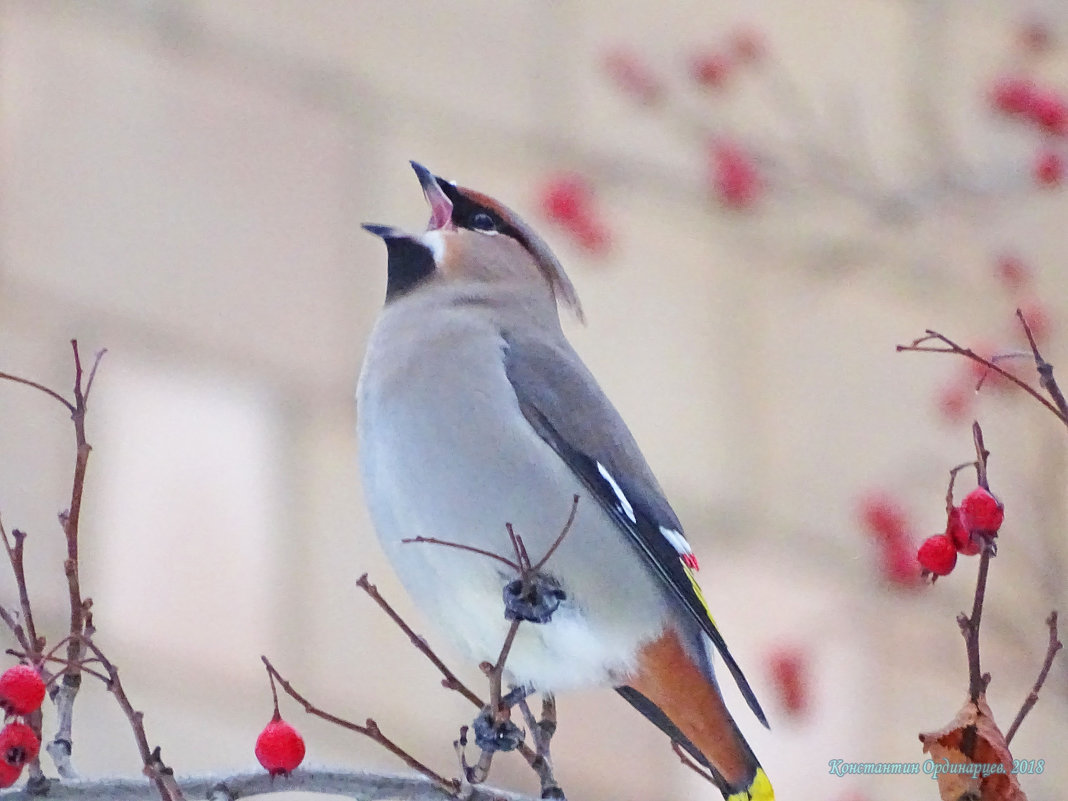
[473,707,524,753]
[503,575,566,624]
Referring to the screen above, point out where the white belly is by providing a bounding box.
[357,315,669,691]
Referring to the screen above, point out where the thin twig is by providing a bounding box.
[670,742,718,788]
[82,635,184,801]
[898,330,1067,425]
[355,575,483,708]
[957,423,994,704]
[0,517,39,655]
[400,537,521,572]
[531,496,580,573]
[1005,611,1063,745]
[356,576,541,771]
[260,656,460,796]
[1016,308,1068,422]
[0,371,75,413]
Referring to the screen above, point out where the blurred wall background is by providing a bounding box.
[1,2,1066,800]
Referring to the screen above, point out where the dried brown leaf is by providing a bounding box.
[919,694,1026,801]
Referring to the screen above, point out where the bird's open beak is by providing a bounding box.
[410,160,454,231]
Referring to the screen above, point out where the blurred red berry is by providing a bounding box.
[1018,299,1051,343]
[1034,148,1064,186]
[946,507,981,556]
[960,488,1004,533]
[1027,90,1068,135]
[767,647,807,717]
[603,48,663,105]
[539,174,594,225]
[917,534,958,576]
[0,666,45,716]
[709,141,761,209]
[881,538,923,588]
[859,493,908,542]
[0,723,40,768]
[0,760,20,790]
[937,381,971,422]
[255,715,305,777]
[1018,19,1054,54]
[989,76,1037,116]
[994,253,1031,290]
[690,51,731,89]
[570,216,613,255]
[729,27,766,63]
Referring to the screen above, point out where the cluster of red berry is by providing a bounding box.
[916,488,1004,579]
[0,665,46,788]
[989,76,1067,187]
[255,713,305,777]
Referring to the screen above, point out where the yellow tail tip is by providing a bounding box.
[726,767,774,801]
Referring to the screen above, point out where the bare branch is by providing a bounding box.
[0,370,75,413]
[898,330,1068,426]
[1005,611,1063,745]
[957,422,995,704]
[82,635,184,801]
[260,656,460,795]
[355,574,484,708]
[1016,308,1068,422]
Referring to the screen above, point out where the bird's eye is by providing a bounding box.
[470,212,497,232]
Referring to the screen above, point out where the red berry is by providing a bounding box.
[881,537,923,588]
[989,76,1037,116]
[569,215,612,255]
[0,723,40,767]
[994,253,1031,290]
[709,140,761,209]
[0,760,21,790]
[1034,148,1064,186]
[1027,91,1068,135]
[960,488,1004,533]
[690,51,731,89]
[937,381,971,422]
[946,507,981,556]
[917,534,958,576]
[255,716,305,777]
[766,647,807,717]
[859,494,907,542]
[0,666,45,716]
[539,174,593,225]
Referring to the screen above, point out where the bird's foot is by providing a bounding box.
[503,574,566,624]
[472,706,524,753]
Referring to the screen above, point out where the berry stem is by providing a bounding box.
[263,658,280,719]
[957,422,994,706]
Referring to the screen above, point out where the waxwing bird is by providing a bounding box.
[357,161,774,801]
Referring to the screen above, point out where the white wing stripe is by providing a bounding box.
[596,462,637,523]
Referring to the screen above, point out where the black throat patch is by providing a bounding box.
[384,237,436,302]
